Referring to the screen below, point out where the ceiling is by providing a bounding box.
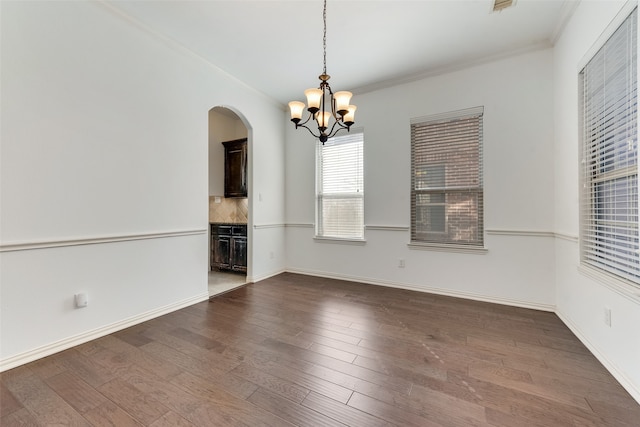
[107,0,578,105]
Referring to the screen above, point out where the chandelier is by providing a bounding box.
[288,0,356,144]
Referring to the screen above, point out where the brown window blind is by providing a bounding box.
[410,107,484,246]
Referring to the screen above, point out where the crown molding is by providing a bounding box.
[351,42,551,96]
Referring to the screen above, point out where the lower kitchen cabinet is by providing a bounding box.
[211,223,247,273]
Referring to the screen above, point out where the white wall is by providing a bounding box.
[553,0,640,402]
[0,1,286,368]
[285,48,556,310]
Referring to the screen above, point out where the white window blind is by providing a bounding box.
[580,8,639,285]
[410,108,483,246]
[316,130,364,239]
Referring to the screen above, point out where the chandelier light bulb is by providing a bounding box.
[316,111,331,129]
[334,91,352,115]
[343,105,357,125]
[288,101,305,123]
[304,88,323,112]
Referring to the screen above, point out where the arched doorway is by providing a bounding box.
[208,106,251,296]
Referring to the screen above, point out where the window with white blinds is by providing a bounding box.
[410,107,484,247]
[316,130,364,239]
[580,8,639,286]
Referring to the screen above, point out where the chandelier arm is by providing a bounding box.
[326,127,350,140]
[297,123,322,139]
[325,117,350,139]
[322,79,333,95]
[295,112,315,128]
[327,88,337,118]
[320,87,327,131]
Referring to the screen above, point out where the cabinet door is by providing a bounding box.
[213,235,231,270]
[231,237,247,272]
[223,139,247,198]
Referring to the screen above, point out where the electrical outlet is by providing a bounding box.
[604,307,612,327]
[398,259,405,268]
[270,251,274,259]
[75,293,88,308]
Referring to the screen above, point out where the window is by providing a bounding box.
[580,8,639,286]
[410,107,484,247]
[316,130,364,239]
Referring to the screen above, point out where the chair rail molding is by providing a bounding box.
[0,229,207,252]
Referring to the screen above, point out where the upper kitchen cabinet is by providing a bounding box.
[222,138,247,198]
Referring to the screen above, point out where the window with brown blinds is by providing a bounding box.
[316,130,364,239]
[410,107,484,247]
[580,8,639,286]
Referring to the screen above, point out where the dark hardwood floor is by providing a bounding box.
[2,273,639,426]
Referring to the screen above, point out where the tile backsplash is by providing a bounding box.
[209,196,248,223]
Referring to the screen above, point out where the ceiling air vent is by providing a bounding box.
[493,0,515,12]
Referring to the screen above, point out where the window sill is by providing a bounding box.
[407,242,487,254]
[578,264,640,303]
[314,236,366,245]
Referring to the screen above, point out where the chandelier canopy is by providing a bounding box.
[288,0,356,144]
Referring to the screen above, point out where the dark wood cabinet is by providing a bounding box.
[211,223,247,273]
[231,235,247,271]
[212,234,231,270]
[222,138,247,198]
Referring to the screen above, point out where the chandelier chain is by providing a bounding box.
[323,0,327,75]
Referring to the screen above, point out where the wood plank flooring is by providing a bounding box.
[2,272,639,426]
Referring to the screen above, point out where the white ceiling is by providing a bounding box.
[107,0,578,105]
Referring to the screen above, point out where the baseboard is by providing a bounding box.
[285,268,555,312]
[248,268,287,284]
[556,311,640,404]
[0,292,210,372]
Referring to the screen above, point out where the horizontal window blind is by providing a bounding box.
[410,108,483,246]
[316,131,364,239]
[580,7,639,284]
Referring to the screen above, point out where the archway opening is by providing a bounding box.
[207,106,251,297]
